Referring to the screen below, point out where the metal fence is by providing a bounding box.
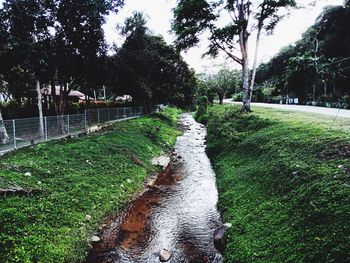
[0,106,148,154]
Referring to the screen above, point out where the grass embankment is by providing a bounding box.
[199,105,350,262]
[0,108,181,263]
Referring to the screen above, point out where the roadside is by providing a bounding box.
[197,104,350,262]
[0,108,182,263]
[223,99,350,119]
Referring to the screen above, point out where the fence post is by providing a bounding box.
[84,110,87,130]
[67,114,70,135]
[123,107,126,118]
[44,117,48,141]
[12,119,16,149]
[97,108,100,123]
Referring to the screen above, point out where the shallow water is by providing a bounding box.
[87,113,222,263]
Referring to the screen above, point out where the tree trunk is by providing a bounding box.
[58,84,67,133]
[218,90,226,105]
[248,26,262,102]
[239,23,250,112]
[36,80,44,137]
[0,109,9,144]
[242,59,250,112]
[50,77,56,112]
[59,84,66,116]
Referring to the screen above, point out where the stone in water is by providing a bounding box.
[159,248,172,262]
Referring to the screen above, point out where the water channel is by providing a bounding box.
[87,113,222,263]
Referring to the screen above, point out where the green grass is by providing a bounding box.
[201,105,350,262]
[251,106,350,132]
[0,108,182,263]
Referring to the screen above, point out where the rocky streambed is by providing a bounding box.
[86,113,223,263]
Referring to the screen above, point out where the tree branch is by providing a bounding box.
[215,41,242,64]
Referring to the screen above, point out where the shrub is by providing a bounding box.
[195,95,209,124]
[232,92,243,102]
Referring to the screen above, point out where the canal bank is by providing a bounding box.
[87,113,223,263]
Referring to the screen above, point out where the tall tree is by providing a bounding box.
[1,0,56,136]
[172,0,297,111]
[54,0,124,115]
[0,108,9,144]
[112,12,196,110]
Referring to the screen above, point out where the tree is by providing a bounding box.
[54,0,124,116]
[215,68,241,104]
[172,0,297,111]
[0,108,9,144]
[110,12,196,110]
[255,2,350,106]
[0,0,56,136]
[198,67,241,104]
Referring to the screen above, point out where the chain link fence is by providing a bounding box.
[0,106,154,154]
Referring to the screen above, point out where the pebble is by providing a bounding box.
[91,235,101,242]
[159,248,172,262]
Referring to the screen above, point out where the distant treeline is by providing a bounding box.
[255,1,350,108]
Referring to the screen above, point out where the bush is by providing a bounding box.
[232,92,243,102]
[252,87,275,102]
[195,95,209,124]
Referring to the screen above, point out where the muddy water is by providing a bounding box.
[87,113,222,263]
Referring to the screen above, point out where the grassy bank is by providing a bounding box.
[0,108,181,263]
[200,105,350,262]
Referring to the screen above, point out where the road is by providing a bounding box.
[223,99,350,119]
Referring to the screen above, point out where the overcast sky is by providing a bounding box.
[1,0,345,73]
[103,0,344,73]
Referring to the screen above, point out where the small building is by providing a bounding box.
[115,95,133,103]
[42,87,91,103]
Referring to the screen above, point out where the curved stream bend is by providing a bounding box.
[87,113,222,263]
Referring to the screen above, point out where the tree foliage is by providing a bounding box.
[197,67,241,104]
[256,3,350,107]
[172,0,297,111]
[108,12,196,110]
[0,3,196,118]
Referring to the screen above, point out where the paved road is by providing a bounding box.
[223,99,350,119]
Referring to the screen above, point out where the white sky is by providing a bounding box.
[103,0,344,73]
[0,0,345,73]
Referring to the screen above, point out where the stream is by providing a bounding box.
[87,113,222,263]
